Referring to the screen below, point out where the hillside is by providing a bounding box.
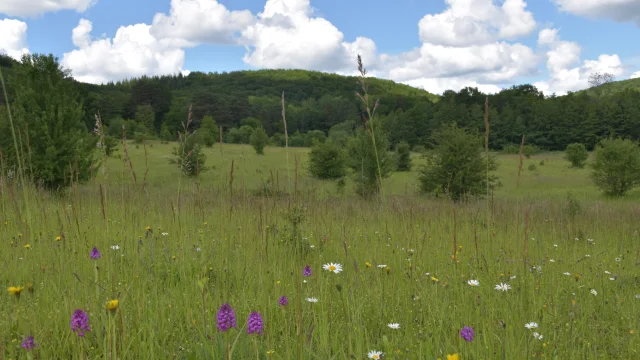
[583,77,640,97]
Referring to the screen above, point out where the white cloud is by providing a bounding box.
[0,19,29,60]
[631,71,640,79]
[534,28,624,95]
[62,19,187,84]
[418,0,536,47]
[0,0,96,17]
[404,77,504,94]
[241,0,377,71]
[150,0,255,46]
[553,0,640,26]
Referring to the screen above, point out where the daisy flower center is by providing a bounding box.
[372,356,379,359]
[329,265,336,271]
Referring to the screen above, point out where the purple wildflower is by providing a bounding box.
[303,265,312,277]
[21,336,38,351]
[460,326,475,342]
[70,309,91,337]
[90,247,101,260]
[278,296,288,307]
[247,311,264,335]
[216,303,237,332]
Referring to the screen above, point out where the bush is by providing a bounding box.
[591,137,640,197]
[269,133,286,147]
[199,115,219,147]
[346,120,393,196]
[418,123,498,201]
[502,143,540,158]
[395,141,412,171]
[565,143,588,168]
[289,131,305,147]
[250,127,269,155]
[308,141,346,179]
[102,136,119,157]
[160,123,173,143]
[304,130,327,147]
[171,131,206,176]
[528,163,537,172]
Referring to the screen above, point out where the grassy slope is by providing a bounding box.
[582,77,640,97]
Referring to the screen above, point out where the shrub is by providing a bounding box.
[308,141,346,179]
[250,127,269,155]
[102,136,119,157]
[304,130,327,147]
[199,116,219,147]
[395,141,412,171]
[591,137,640,197]
[418,123,498,201]
[565,143,588,168]
[289,131,305,147]
[269,133,286,147]
[346,120,393,196]
[171,130,206,176]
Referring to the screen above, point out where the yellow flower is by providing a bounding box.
[8,286,24,295]
[204,222,208,225]
[145,226,151,231]
[24,244,31,249]
[385,266,391,274]
[365,262,372,268]
[574,273,580,281]
[106,299,119,311]
[447,354,460,360]
[18,233,22,237]
[55,236,61,241]
[26,283,34,293]
[172,255,176,260]
[431,276,439,283]
[276,281,281,285]
[266,350,275,355]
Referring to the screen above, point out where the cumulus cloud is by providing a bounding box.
[0,19,29,60]
[62,19,187,84]
[150,0,255,46]
[553,0,640,26]
[240,0,377,71]
[631,71,640,79]
[0,0,96,17]
[418,0,536,47]
[534,28,624,95]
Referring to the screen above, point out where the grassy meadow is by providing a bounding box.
[2,141,640,359]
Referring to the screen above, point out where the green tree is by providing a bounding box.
[160,123,173,143]
[418,123,498,201]
[304,130,327,146]
[308,141,346,179]
[395,141,412,171]
[591,137,640,197]
[171,131,206,176]
[134,104,155,131]
[0,54,98,190]
[200,116,219,147]
[346,121,393,196]
[250,126,269,155]
[565,143,589,168]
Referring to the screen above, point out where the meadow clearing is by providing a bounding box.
[2,142,640,359]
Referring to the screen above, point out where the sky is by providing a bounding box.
[1,0,639,96]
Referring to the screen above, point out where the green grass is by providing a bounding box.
[1,142,640,359]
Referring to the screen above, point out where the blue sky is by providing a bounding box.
[1,0,639,95]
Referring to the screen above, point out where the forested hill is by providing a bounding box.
[2,54,640,152]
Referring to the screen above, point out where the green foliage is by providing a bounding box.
[0,54,97,190]
[241,117,262,129]
[102,136,119,157]
[304,130,327,146]
[395,141,412,171]
[418,123,498,201]
[346,121,393,196]
[134,104,155,131]
[250,127,269,155]
[565,143,589,168]
[328,120,354,147]
[591,137,640,197]
[308,141,346,180]
[199,115,219,147]
[171,131,206,176]
[269,133,286,147]
[289,131,305,147]
[160,123,173,143]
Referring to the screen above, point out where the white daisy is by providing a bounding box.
[533,332,543,340]
[615,257,621,262]
[553,244,558,247]
[584,254,591,258]
[590,289,598,296]
[495,283,511,292]
[111,245,120,250]
[510,276,517,280]
[323,263,343,274]
[635,294,640,299]
[609,278,616,281]
[306,297,318,303]
[377,265,387,268]
[467,280,480,287]
[368,350,383,359]
[604,270,611,274]
[161,232,168,236]
[525,322,539,330]
[387,323,400,329]
[563,272,571,276]
[549,259,555,263]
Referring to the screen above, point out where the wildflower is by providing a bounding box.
[525,322,539,330]
[590,289,598,296]
[8,286,23,296]
[161,232,169,236]
[431,276,439,283]
[217,303,237,332]
[266,350,275,355]
[377,265,387,268]
[574,273,580,281]
[70,309,91,337]
[111,245,120,250]
[365,262,372,268]
[495,283,511,292]
[145,226,151,232]
[460,326,474,342]
[306,297,318,303]
[615,257,621,262]
[368,350,383,359]
[278,296,288,307]
[247,312,264,335]
[584,254,590,258]
[303,265,312,277]
[106,299,119,312]
[604,270,611,274]
[55,236,61,241]
[553,244,558,247]
[636,294,640,299]
[26,283,33,294]
[388,323,400,329]
[563,272,571,276]
[323,263,343,274]
[533,332,543,340]
[510,276,516,280]
[385,266,391,274]
[467,279,480,287]
[447,354,460,360]
[24,243,31,249]
[90,247,101,260]
[21,336,38,351]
